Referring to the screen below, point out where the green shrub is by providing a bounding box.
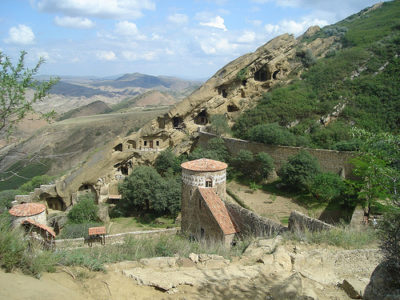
[67,194,99,224]
[284,226,377,249]
[154,148,181,176]
[0,190,19,212]
[232,150,274,182]
[189,137,228,162]
[18,175,55,194]
[310,173,346,202]
[247,123,297,146]
[0,212,58,276]
[209,114,231,136]
[118,166,181,216]
[278,150,321,191]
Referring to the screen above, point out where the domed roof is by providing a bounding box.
[181,158,227,172]
[9,203,46,217]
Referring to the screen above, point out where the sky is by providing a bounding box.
[0,0,380,79]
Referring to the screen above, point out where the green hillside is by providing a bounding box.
[233,1,400,150]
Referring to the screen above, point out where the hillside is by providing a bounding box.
[32,74,201,115]
[232,1,400,150]
[57,100,112,121]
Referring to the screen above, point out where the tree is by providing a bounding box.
[0,51,58,182]
[118,166,181,216]
[247,123,297,146]
[232,150,274,182]
[189,137,228,162]
[350,129,400,272]
[310,172,346,202]
[154,149,181,176]
[278,150,321,191]
[0,51,58,135]
[209,114,231,136]
[67,194,99,224]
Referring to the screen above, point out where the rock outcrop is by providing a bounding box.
[24,28,339,207]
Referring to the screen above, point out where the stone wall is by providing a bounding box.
[55,228,178,249]
[198,131,356,178]
[288,210,334,232]
[224,201,287,237]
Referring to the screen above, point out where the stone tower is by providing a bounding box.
[181,158,237,244]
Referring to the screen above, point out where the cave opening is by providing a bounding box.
[173,116,184,129]
[114,143,123,152]
[227,104,240,112]
[254,67,270,82]
[272,69,280,79]
[195,110,208,125]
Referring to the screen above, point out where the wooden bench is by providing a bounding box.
[88,226,106,247]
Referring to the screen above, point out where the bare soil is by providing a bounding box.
[227,181,325,225]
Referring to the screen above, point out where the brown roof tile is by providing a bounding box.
[181,158,228,172]
[9,203,46,217]
[198,187,238,235]
[22,218,56,238]
[88,226,106,236]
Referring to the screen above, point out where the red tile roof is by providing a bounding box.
[181,158,228,172]
[198,187,238,235]
[9,203,46,217]
[108,194,122,200]
[22,218,56,238]
[88,226,106,236]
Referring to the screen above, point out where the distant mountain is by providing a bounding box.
[57,100,112,121]
[50,81,115,97]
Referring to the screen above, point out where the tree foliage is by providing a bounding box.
[154,148,181,176]
[118,166,181,217]
[310,172,346,202]
[209,114,231,136]
[232,150,274,182]
[278,150,321,191]
[0,51,58,135]
[67,194,99,224]
[188,137,228,162]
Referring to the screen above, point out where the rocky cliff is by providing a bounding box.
[23,28,340,208]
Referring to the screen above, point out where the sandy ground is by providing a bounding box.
[227,181,313,224]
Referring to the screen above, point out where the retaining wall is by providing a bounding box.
[288,210,334,232]
[55,228,178,249]
[224,201,287,237]
[198,131,356,178]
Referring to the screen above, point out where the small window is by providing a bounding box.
[199,198,202,209]
[156,141,160,146]
[205,179,212,187]
[201,228,205,239]
[144,141,147,146]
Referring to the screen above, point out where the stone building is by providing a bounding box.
[181,158,238,246]
[9,203,47,228]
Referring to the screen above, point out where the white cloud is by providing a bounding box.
[114,21,146,40]
[4,24,35,45]
[54,16,95,29]
[200,37,237,55]
[122,51,138,61]
[168,13,188,25]
[96,50,116,61]
[200,16,227,31]
[237,31,256,43]
[121,50,158,61]
[36,51,50,61]
[34,0,155,19]
[265,17,328,36]
[115,21,138,35]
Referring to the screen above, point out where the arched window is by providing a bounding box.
[205,179,213,188]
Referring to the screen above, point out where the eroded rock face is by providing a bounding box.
[49,29,338,206]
